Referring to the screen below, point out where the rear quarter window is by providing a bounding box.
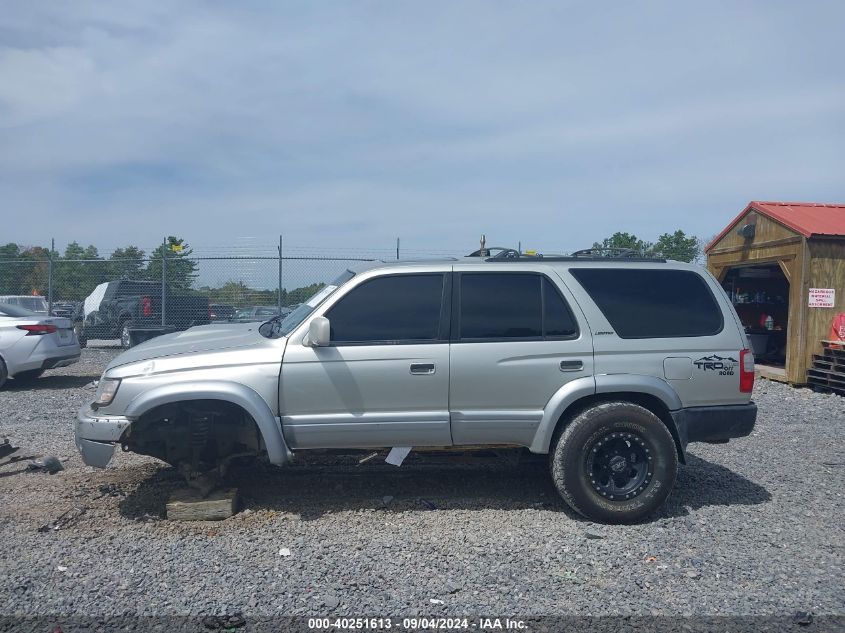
[570,268,723,338]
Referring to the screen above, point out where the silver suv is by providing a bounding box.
[76,254,757,523]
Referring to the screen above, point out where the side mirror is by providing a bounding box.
[307,316,330,347]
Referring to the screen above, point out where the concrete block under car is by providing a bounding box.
[166,488,238,521]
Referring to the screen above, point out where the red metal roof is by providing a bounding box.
[705,201,845,252]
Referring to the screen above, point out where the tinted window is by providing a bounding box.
[544,277,578,337]
[570,268,723,338]
[459,273,578,340]
[327,274,444,343]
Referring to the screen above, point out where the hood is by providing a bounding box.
[107,323,267,370]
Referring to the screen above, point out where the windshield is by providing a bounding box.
[263,269,355,338]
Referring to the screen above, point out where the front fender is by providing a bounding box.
[124,380,292,466]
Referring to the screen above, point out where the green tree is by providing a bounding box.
[285,282,325,306]
[146,237,199,291]
[651,230,701,263]
[591,232,652,256]
[0,243,26,295]
[53,242,107,300]
[109,245,147,279]
[20,246,51,297]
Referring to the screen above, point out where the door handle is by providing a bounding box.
[559,359,583,372]
[410,363,436,375]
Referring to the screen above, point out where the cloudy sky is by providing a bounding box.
[1,1,843,257]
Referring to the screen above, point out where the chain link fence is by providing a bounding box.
[0,239,461,347]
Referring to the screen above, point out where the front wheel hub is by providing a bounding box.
[585,431,654,501]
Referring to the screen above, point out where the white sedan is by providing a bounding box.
[0,303,81,388]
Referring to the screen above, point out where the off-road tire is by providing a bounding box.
[550,401,678,524]
[12,369,44,382]
[120,320,133,350]
[0,357,7,389]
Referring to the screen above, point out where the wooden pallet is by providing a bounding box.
[808,341,845,396]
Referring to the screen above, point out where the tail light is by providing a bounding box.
[142,296,152,316]
[17,324,58,336]
[739,348,755,393]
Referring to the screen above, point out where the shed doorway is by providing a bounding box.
[721,264,790,378]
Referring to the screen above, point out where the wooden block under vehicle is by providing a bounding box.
[166,488,238,521]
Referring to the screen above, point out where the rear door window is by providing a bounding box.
[570,268,723,338]
[458,273,578,341]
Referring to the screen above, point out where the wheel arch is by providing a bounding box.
[531,375,686,463]
[123,380,292,465]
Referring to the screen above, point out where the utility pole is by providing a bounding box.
[47,238,54,315]
[396,237,400,260]
[161,237,167,327]
[278,235,284,314]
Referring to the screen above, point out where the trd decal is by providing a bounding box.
[694,354,738,376]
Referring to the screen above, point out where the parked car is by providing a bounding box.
[0,295,49,315]
[0,303,80,388]
[209,304,236,322]
[50,301,79,319]
[230,305,290,323]
[76,254,756,523]
[77,280,210,349]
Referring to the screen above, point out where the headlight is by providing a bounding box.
[94,378,121,407]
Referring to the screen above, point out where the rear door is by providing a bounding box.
[448,268,593,446]
[281,270,452,449]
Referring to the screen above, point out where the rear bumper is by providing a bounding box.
[41,351,81,370]
[671,402,757,448]
[75,404,132,468]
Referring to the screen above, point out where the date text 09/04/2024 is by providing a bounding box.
[307,618,528,630]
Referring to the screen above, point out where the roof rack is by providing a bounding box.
[466,240,666,263]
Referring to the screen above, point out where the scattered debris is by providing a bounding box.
[133,513,160,523]
[323,595,340,609]
[444,581,462,594]
[358,452,379,465]
[793,612,813,626]
[56,566,68,572]
[644,556,657,563]
[385,446,412,466]
[27,455,64,474]
[0,454,37,468]
[94,483,124,499]
[418,498,437,510]
[38,507,87,533]
[684,570,701,579]
[0,438,19,459]
[278,548,291,557]
[584,531,605,540]
[429,598,444,605]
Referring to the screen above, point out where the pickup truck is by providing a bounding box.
[77,280,210,349]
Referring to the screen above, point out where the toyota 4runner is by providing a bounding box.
[76,252,757,523]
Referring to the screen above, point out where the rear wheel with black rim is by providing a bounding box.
[551,401,678,524]
[0,357,7,389]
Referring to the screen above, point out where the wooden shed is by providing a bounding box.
[705,201,845,387]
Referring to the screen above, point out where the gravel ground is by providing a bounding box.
[0,348,843,623]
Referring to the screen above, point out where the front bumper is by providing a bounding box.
[75,404,132,468]
[671,402,757,449]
